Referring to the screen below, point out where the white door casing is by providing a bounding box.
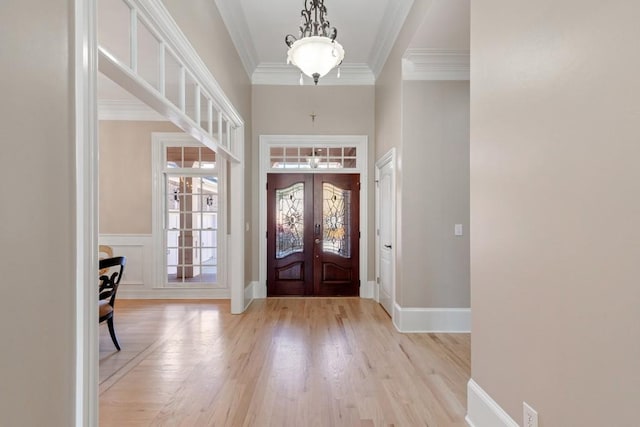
[258,135,369,298]
[152,133,228,295]
[76,0,246,423]
[376,149,395,316]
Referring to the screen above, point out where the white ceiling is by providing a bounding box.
[98,0,470,109]
[215,0,415,84]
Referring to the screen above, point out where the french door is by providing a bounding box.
[267,173,360,296]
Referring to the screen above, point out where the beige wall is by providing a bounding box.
[471,1,640,424]
[408,0,469,50]
[376,0,471,309]
[99,121,179,234]
[402,81,469,307]
[252,85,376,280]
[0,1,75,425]
[375,0,432,160]
[161,0,254,284]
[375,0,432,304]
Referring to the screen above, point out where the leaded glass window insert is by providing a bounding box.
[322,183,351,258]
[276,183,305,259]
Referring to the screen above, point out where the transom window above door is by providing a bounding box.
[269,146,357,170]
[166,146,216,169]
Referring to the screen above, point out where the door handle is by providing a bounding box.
[384,244,392,249]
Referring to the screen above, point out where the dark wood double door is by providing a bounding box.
[267,173,360,296]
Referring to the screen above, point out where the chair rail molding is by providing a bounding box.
[402,48,470,81]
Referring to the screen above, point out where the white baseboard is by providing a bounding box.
[466,379,518,427]
[244,281,258,310]
[255,281,267,299]
[118,287,230,299]
[393,303,471,333]
[360,280,375,299]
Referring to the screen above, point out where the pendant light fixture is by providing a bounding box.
[285,0,345,85]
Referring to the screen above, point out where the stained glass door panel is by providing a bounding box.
[267,174,313,296]
[267,173,359,297]
[313,174,359,296]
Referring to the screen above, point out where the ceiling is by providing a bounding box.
[98,0,470,110]
[215,0,415,85]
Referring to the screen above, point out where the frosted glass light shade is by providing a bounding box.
[287,36,345,83]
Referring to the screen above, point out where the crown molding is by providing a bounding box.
[214,0,259,78]
[402,48,470,81]
[369,0,415,77]
[98,99,167,121]
[252,63,375,86]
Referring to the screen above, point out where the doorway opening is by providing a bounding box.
[267,173,360,296]
[258,135,370,299]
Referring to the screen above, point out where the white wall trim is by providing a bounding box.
[213,0,259,78]
[74,0,99,424]
[393,303,471,333]
[402,48,470,81]
[255,280,267,299]
[375,148,396,318]
[244,281,258,309]
[370,0,415,77]
[150,133,229,294]
[135,0,245,128]
[360,280,375,299]
[99,0,244,163]
[119,288,230,299]
[98,99,166,121]
[252,63,375,86]
[259,135,369,299]
[466,379,519,427]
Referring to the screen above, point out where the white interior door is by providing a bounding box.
[377,156,394,315]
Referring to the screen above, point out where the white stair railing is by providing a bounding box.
[97,0,241,162]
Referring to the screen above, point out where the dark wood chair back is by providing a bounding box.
[99,256,126,351]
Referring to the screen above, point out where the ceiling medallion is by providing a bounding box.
[285,0,345,85]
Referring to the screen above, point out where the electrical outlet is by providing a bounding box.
[523,402,538,427]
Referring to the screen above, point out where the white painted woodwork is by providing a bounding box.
[74,0,99,424]
[393,303,471,333]
[402,48,470,81]
[258,135,369,299]
[97,0,243,163]
[376,149,395,316]
[466,380,519,427]
[150,133,229,291]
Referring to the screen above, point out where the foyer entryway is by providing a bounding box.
[267,173,360,296]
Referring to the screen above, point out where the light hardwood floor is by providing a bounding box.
[99,299,470,426]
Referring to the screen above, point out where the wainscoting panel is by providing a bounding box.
[99,234,152,288]
[99,234,230,299]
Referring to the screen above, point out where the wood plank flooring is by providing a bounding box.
[99,299,470,426]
